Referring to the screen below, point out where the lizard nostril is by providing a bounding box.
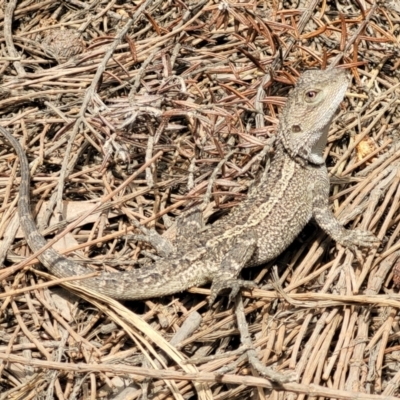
[292,125,302,133]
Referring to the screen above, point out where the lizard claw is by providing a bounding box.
[209,278,257,306]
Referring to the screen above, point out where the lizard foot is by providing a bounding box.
[209,278,257,306]
[126,229,175,257]
[336,229,380,252]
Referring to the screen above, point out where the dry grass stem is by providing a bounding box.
[0,1,400,399]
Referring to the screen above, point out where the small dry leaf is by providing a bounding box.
[50,288,79,321]
[116,9,129,18]
[16,200,118,239]
[41,27,85,63]
[393,262,400,287]
[356,136,376,161]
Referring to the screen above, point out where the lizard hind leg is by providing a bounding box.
[209,232,257,306]
[128,219,175,258]
[125,207,205,262]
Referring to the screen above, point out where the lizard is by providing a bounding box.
[0,68,378,303]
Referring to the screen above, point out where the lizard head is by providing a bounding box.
[278,68,349,165]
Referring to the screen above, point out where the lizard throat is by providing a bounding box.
[308,127,328,165]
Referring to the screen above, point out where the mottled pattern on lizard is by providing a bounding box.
[0,69,378,301]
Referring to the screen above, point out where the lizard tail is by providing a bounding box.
[0,126,185,299]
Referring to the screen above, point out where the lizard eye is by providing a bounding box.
[304,90,320,102]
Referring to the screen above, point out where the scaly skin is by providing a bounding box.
[0,69,378,300]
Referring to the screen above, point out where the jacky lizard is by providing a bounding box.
[1,69,378,302]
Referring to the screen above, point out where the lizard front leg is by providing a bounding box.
[312,182,378,251]
[209,232,257,305]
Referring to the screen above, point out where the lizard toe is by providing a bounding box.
[338,229,379,249]
[209,278,257,306]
